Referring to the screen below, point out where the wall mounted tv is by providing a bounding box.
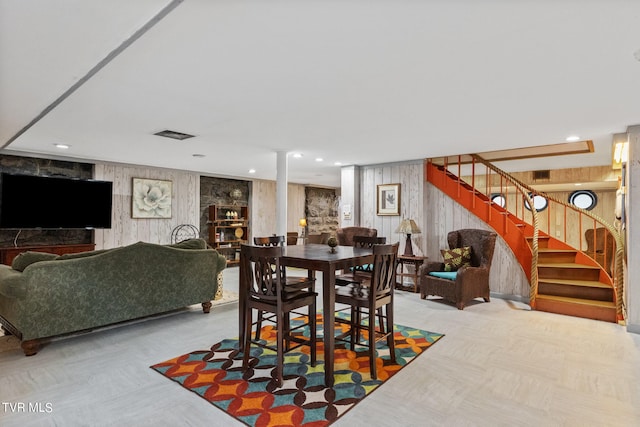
[0,173,113,229]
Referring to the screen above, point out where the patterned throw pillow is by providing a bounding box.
[441,246,472,272]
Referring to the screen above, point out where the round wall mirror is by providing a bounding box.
[569,190,597,211]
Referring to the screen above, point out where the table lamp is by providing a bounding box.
[299,218,308,239]
[395,219,421,257]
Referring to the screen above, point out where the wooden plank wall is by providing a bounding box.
[358,160,425,256]
[94,163,199,249]
[488,189,616,250]
[425,182,530,301]
[95,163,307,249]
[249,180,306,240]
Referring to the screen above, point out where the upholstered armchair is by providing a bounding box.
[419,229,497,310]
[336,227,377,246]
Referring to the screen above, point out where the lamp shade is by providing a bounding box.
[299,218,307,227]
[395,219,421,235]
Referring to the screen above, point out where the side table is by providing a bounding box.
[395,255,427,293]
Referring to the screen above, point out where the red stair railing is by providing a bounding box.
[426,155,625,322]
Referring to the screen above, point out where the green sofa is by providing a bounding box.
[0,238,226,356]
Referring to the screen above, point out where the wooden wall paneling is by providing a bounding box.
[380,166,390,240]
[133,167,151,244]
[250,179,276,239]
[339,166,357,227]
[94,163,198,249]
[357,161,424,254]
[425,182,529,300]
[367,166,377,224]
[287,183,306,234]
[360,166,374,231]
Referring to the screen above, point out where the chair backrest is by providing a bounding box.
[336,227,377,246]
[447,229,497,269]
[286,232,298,245]
[585,227,614,254]
[240,244,285,303]
[307,232,331,244]
[353,235,387,248]
[370,243,399,297]
[254,235,285,247]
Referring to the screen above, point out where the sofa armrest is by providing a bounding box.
[214,251,227,272]
[0,265,26,299]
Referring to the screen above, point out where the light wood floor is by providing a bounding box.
[2,268,640,426]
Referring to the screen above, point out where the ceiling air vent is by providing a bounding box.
[153,130,195,140]
[532,170,551,181]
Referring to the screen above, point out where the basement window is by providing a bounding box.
[524,193,548,212]
[490,193,506,208]
[568,190,597,211]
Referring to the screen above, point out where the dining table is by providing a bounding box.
[238,243,374,387]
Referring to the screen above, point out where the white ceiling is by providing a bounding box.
[2,0,639,188]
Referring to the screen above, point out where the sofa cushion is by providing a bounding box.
[428,271,458,280]
[441,246,472,272]
[167,238,208,250]
[11,251,59,272]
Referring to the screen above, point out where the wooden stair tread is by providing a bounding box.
[536,294,615,308]
[538,263,600,270]
[538,248,577,253]
[537,278,610,289]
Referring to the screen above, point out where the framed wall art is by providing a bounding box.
[132,178,172,218]
[377,183,400,216]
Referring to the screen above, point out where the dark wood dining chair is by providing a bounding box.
[335,236,387,286]
[336,227,377,246]
[240,244,317,387]
[334,242,398,380]
[253,236,316,340]
[286,232,299,245]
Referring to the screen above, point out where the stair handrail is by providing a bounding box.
[466,155,540,307]
[469,154,626,321]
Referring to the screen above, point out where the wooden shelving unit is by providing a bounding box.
[207,205,249,266]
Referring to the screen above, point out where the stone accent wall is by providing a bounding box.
[199,176,250,240]
[0,154,94,247]
[305,187,339,235]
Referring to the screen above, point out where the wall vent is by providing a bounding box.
[532,170,551,181]
[153,130,195,140]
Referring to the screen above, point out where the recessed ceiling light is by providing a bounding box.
[334,161,342,166]
[315,158,323,162]
[566,135,580,142]
[192,153,205,158]
[248,169,256,174]
[292,153,303,158]
[54,143,70,149]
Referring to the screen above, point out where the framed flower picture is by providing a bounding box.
[132,178,172,218]
[377,183,400,215]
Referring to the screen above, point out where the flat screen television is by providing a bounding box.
[0,173,113,229]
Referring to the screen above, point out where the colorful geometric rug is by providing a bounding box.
[150,314,444,427]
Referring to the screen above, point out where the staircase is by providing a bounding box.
[531,236,616,322]
[426,157,623,323]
